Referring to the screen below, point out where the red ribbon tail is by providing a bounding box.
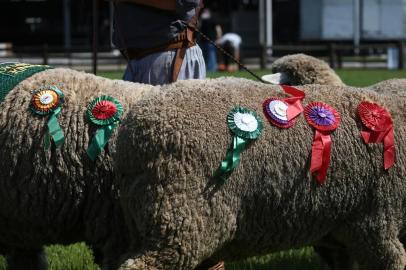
[361,130,371,143]
[310,131,332,184]
[310,131,324,174]
[317,133,332,184]
[285,98,304,121]
[361,129,385,144]
[383,127,396,170]
[281,85,306,99]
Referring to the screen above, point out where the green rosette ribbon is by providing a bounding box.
[86,95,123,161]
[30,85,65,149]
[215,106,263,181]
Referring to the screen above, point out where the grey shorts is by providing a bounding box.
[123,45,206,85]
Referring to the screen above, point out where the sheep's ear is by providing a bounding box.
[261,72,289,85]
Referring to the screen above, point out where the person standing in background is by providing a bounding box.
[217,32,242,72]
[112,0,206,85]
[199,7,222,72]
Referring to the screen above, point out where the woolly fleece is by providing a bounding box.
[0,67,154,269]
[370,79,406,95]
[115,77,406,270]
[271,53,406,270]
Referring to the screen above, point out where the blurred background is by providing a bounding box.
[1,0,406,73]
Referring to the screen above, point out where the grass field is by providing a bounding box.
[2,68,405,270]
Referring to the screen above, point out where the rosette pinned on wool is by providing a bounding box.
[86,96,123,161]
[30,85,65,148]
[263,85,305,128]
[358,101,395,169]
[215,106,263,181]
[304,102,340,184]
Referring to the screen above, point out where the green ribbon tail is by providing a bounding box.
[215,136,248,181]
[47,108,64,148]
[86,123,117,161]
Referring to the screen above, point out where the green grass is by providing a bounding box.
[46,243,99,270]
[0,243,99,270]
[2,67,404,270]
[336,69,406,86]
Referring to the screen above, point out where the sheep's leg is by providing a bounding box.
[195,260,225,270]
[92,247,103,267]
[118,248,217,270]
[355,237,405,270]
[6,247,47,270]
[338,222,406,270]
[91,243,128,270]
[313,235,358,270]
[120,250,225,270]
[118,250,174,270]
[314,245,358,270]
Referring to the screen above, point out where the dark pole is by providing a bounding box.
[398,41,404,70]
[92,0,99,74]
[63,0,71,53]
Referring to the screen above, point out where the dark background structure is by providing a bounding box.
[1,0,405,71]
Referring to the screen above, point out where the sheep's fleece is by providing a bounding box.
[270,53,345,86]
[115,77,406,270]
[269,53,406,269]
[0,67,154,269]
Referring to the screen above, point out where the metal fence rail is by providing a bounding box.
[1,42,405,71]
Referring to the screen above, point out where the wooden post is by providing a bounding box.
[260,45,267,69]
[328,43,337,69]
[42,43,48,65]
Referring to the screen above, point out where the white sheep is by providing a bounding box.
[114,77,406,270]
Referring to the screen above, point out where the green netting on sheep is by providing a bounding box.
[0,62,53,102]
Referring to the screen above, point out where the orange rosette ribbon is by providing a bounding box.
[31,89,61,114]
[30,86,65,148]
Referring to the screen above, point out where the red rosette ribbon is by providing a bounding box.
[358,101,395,170]
[263,85,305,128]
[92,100,118,120]
[304,102,340,184]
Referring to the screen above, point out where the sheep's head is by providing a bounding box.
[262,54,345,86]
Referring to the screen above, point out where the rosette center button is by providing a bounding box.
[241,115,253,125]
[275,103,287,117]
[40,93,54,105]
